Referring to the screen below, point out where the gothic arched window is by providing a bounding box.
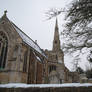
[0,31,8,69]
[49,65,56,73]
[23,50,28,72]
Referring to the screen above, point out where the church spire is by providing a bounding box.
[55,18,58,30]
[53,18,60,51]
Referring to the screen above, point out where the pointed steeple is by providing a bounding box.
[53,18,60,51]
[55,18,58,30]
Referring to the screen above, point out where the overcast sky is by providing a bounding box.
[0,0,73,50]
[1,0,87,71]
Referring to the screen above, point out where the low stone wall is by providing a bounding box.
[0,86,92,92]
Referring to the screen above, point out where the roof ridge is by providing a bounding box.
[11,22,36,43]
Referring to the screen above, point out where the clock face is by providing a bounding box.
[58,60,62,63]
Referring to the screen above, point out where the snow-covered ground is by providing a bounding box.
[0,83,92,88]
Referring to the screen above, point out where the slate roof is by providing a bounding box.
[11,22,46,58]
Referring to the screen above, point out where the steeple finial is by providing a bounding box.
[4,10,7,16]
[1,10,8,20]
[53,18,60,51]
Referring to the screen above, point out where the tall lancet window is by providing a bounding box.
[0,31,8,69]
[23,50,28,72]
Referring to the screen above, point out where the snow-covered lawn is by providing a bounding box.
[0,83,92,88]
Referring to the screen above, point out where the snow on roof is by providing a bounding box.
[36,56,41,62]
[11,23,46,57]
[0,83,92,88]
[33,51,42,62]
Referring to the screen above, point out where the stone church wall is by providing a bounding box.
[0,14,45,84]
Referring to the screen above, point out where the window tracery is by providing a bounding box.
[0,31,8,69]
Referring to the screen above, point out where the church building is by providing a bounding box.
[0,11,80,84]
[0,11,48,84]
